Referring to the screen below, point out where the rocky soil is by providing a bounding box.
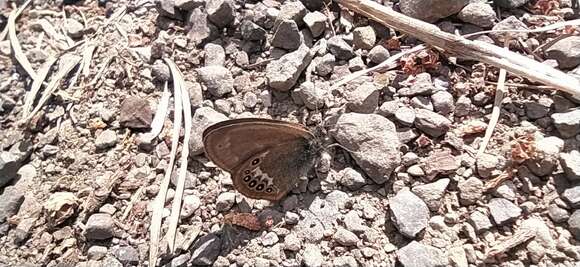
[1,0,580,266]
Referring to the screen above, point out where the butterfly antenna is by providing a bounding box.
[325,143,357,153]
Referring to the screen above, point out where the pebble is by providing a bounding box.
[277,1,307,27]
[407,165,424,177]
[65,18,84,38]
[468,210,493,232]
[119,96,153,129]
[548,203,569,223]
[395,106,416,126]
[303,244,323,267]
[327,36,355,60]
[411,178,450,211]
[283,233,301,251]
[397,241,448,267]
[414,109,452,137]
[344,210,367,233]
[266,44,313,91]
[352,26,376,50]
[261,232,279,246]
[476,153,499,178]
[240,20,267,42]
[411,96,433,110]
[151,60,171,82]
[457,3,495,28]
[204,43,226,66]
[87,245,108,260]
[170,253,191,267]
[197,66,234,97]
[338,168,366,190]
[490,16,529,43]
[430,91,454,115]
[206,0,235,28]
[285,212,300,225]
[111,246,139,266]
[190,233,222,265]
[186,7,217,44]
[314,54,336,76]
[561,151,580,181]
[545,36,580,69]
[332,113,401,184]
[181,194,201,218]
[487,198,522,225]
[216,192,236,211]
[368,45,389,64]
[0,186,24,223]
[346,81,379,113]
[271,19,302,50]
[303,11,326,37]
[562,185,580,207]
[348,57,365,72]
[458,177,484,205]
[95,130,117,150]
[85,213,114,240]
[399,73,435,96]
[333,256,359,267]
[389,190,430,238]
[333,228,359,246]
[295,81,326,110]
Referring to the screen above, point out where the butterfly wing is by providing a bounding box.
[230,137,318,201]
[202,118,314,172]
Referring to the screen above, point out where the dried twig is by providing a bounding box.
[141,82,171,143]
[0,0,31,41]
[334,0,580,99]
[8,7,37,80]
[164,58,193,253]
[22,57,58,119]
[477,44,508,158]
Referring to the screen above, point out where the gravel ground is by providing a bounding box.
[1,0,580,266]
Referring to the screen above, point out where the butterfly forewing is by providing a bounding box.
[202,119,314,172]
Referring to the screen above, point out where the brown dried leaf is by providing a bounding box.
[223,212,263,231]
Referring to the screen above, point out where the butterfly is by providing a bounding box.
[202,118,321,201]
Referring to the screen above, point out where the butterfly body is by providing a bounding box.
[203,118,320,201]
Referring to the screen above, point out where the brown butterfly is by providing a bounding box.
[202,118,321,201]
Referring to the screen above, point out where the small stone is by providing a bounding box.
[399,73,436,96]
[331,113,401,184]
[562,185,580,207]
[395,106,416,126]
[216,192,236,211]
[85,213,114,240]
[344,210,367,233]
[490,16,529,43]
[294,81,326,110]
[277,1,307,27]
[191,233,222,265]
[204,43,226,66]
[119,96,153,129]
[458,177,484,205]
[175,0,204,10]
[243,92,258,109]
[111,246,139,266]
[95,130,117,150]
[368,45,390,64]
[99,204,117,215]
[378,100,400,117]
[548,204,569,223]
[457,3,495,28]
[422,149,460,178]
[338,168,366,190]
[454,95,472,117]
[468,210,493,232]
[448,246,468,267]
[303,11,326,37]
[240,20,267,42]
[389,190,430,238]
[314,54,335,76]
[412,179,450,211]
[352,26,376,50]
[397,241,448,267]
[525,101,551,119]
[66,18,84,38]
[285,212,300,225]
[170,253,191,267]
[561,151,580,181]
[261,232,279,246]
[545,36,580,69]
[333,228,359,246]
[187,8,218,44]
[569,210,580,240]
[206,0,235,28]
[333,256,359,267]
[266,44,313,91]
[303,244,323,267]
[283,233,301,251]
[0,186,24,223]
[181,194,201,218]
[272,19,302,50]
[414,109,452,137]
[407,165,424,177]
[430,91,454,115]
[346,82,379,113]
[488,198,522,225]
[151,60,170,82]
[327,36,354,60]
[197,66,234,97]
[348,56,365,72]
[88,245,108,260]
[411,96,433,110]
[477,153,499,178]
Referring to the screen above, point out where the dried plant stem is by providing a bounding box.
[8,7,37,80]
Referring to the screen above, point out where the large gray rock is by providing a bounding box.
[397,241,448,267]
[266,44,313,91]
[561,151,580,181]
[390,190,430,238]
[414,109,452,137]
[487,198,522,225]
[271,19,302,50]
[331,113,401,184]
[197,66,234,97]
[545,36,580,69]
[399,0,468,23]
[0,186,24,223]
[206,0,235,28]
